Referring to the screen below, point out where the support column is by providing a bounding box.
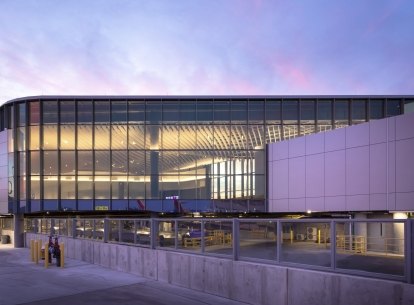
[13,214,24,248]
[353,213,367,252]
[392,212,407,255]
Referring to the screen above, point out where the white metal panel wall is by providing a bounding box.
[268,112,414,213]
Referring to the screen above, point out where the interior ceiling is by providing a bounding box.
[42,124,327,173]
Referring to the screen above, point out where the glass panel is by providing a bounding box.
[78,151,93,175]
[94,219,104,240]
[84,220,94,239]
[300,100,315,123]
[128,125,145,149]
[197,100,213,123]
[145,125,161,150]
[43,176,58,199]
[180,101,196,122]
[60,125,75,149]
[163,101,179,122]
[334,100,349,127]
[43,125,58,149]
[146,101,162,123]
[7,104,14,129]
[94,125,110,149]
[157,220,176,248]
[95,177,110,199]
[109,220,119,241]
[95,151,110,175]
[265,125,282,143]
[111,125,127,149]
[75,219,85,238]
[280,222,331,267]
[17,127,25,151]
[43,101,58,124]
[29,101,40,125]
[317,100,332,125]
[94,101,110,123]
[248,99,264,123]
[120,220,135,243]
[387,99,401,116]
[282,100,298,124]
[231,100,247,123]
[43,151,58,175]
[283,125,299,140]
[135,220,151,246]
[60,151,75,175]
[352,100,366,123]
[265,100,281,124]
[213,125,231,149]
[111,100,127,123]
[30,152,40,175]
[18,103,26,126]
[197,125,214,149]
[204,220,233,255]
[162,125,178,150]
[29,126,40,150]
[60,101,75,123]
[335,221,405,276]
[180,125,197,149]
[77,125,93,150]
[178,220,202,252]
[112,151,127,175]
[19,177,26,200]
[19,152,26,176]
[60,177,76,199]
[369,99,384,120]
[239,221,277,260]
[78,176,93,199]
[214,100,230,123]
[128,101,145,123]
[77,100,93,123]
[129,151,145,175]
[128,179,145,199]
[300,125,315,136]
[30,177,40,199]
[111,176,128,199]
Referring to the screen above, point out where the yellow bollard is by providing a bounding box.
[34,241,39,264]
[60,243,64,268]
[318,229,321,245]
[30,240,35,262]
[38,240,42,261]
[44,243,49,268]
[290,229,293,244]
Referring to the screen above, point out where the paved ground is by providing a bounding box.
[0,244,248,305]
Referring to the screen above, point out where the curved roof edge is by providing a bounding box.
[3,94,414,106]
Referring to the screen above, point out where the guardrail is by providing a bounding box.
[24,217,413,284]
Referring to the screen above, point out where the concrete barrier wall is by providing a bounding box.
[25,233,414,305]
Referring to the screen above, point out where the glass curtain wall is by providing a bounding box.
[4,97,403,214]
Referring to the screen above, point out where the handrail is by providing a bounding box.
[24,217,413,284]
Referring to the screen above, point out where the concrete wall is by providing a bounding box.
[25,233,414,305]
[0,130,8,214]
[268,112,414,213]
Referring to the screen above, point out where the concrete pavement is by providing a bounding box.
[0,244,248,305]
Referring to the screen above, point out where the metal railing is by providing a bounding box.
[24,217,413,284]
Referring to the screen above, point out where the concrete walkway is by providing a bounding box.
[0,244,248,305]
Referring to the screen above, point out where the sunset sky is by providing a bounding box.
[0,0,413,104]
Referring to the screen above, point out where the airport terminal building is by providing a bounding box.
[0,96,413,219]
